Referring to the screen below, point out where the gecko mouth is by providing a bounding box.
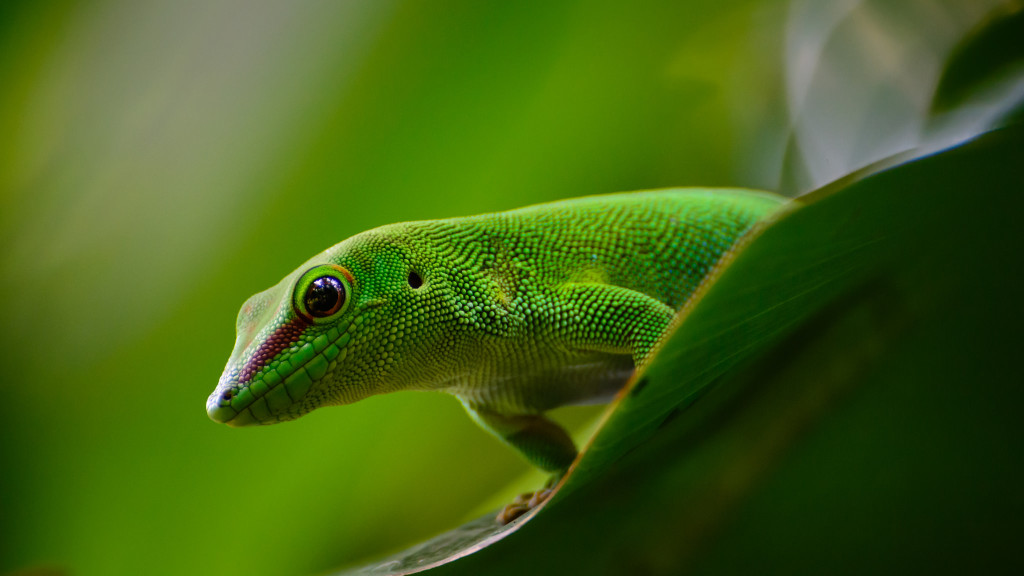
[206,376,304,427]
[207,319,355,426]
[206,384,268,427]
[207,397,239,424]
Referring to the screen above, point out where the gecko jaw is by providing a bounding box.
[208,317,355,427]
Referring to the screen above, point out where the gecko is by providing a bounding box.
[207,188,785,521]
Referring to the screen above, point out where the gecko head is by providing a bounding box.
[207,230,444,427]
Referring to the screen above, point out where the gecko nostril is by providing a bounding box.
[221,389,235,401]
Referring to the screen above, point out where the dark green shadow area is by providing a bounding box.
[931,3,1024,116]
[337,124,1024,575]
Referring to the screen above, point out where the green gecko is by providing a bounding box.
[207,188,784,519]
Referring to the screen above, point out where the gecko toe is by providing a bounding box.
[496,488,554,524]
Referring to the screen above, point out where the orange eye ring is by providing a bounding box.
[293,265,353,323]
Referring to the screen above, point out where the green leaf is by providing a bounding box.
[930,3,1024,117]
[336,124,1024,575]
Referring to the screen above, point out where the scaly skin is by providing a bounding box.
[207,189,784,476]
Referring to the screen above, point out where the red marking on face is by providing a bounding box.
[238,317,306,384]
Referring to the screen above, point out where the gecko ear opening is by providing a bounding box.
[408,270,423,289]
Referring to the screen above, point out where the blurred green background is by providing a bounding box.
[0,1,1016,575]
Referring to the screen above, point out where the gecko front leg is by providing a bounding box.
[559,282,677,365]
[465,283,677,523]
[462,403,576,523]
[463,403,578,473]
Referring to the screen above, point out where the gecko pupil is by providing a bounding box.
[305,276,345,317]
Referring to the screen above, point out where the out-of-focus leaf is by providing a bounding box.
[930,3,1024,116]
[923,2,1024,159]
[337,124,1023,575]
[778,0,1011,194]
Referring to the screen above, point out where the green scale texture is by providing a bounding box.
[208,189,785,472]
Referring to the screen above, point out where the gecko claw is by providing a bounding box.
[496,488,553,524]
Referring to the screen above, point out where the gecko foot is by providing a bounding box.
[496,488,553,524]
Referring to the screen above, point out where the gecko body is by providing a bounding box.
[208,189,784,474]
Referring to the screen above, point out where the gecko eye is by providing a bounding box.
[305,276,346,317]
[293,265,354,323]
